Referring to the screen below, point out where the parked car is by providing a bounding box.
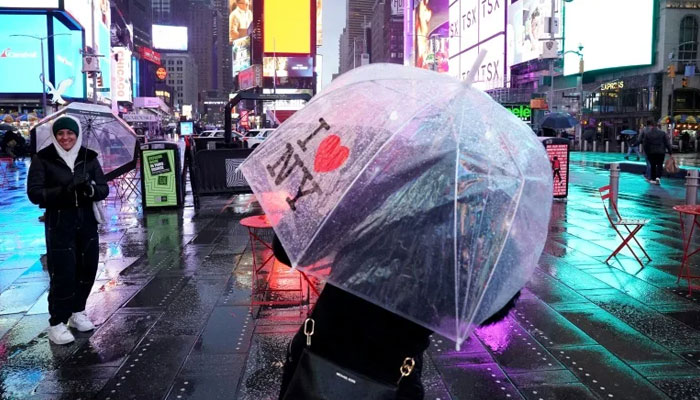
[199,130,245,140]
[244,128,276,149]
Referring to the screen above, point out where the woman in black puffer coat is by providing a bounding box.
[27,115,109,345]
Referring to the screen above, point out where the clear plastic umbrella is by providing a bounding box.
[33,102,138,180]
[240,63,553,348]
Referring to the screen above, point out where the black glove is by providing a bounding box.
[67,173,89,193]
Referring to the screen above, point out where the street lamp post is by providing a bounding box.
[10,33,70,117]
[563,46,584,149]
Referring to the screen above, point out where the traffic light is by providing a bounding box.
[682,77,689,87]
[668,64,676,78]
[97,73,103,87]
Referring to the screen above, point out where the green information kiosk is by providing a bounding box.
[140,141,185,209]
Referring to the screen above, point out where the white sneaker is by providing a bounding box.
[68,311,95,332]
[48,323,75,345]
[656,178,661,184]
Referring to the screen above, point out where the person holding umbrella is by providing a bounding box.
[622,129,641,161]
[27,116,109,345]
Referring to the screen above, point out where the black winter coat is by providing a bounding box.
[27,145,109,209]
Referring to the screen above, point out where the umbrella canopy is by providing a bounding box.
[541,112,579,130]
[620,129,637,135]
[240,64,553,348]
[34,102,138,180]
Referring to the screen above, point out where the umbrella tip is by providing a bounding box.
[463,50,488,87]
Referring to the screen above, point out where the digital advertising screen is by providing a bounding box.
[415,0,449,71]
[152,25,188,51]
[179,121,194,136]
[263,0,312,55]
[542,138,569,198]
[232,36,251,75]
[229,0,253,45]
[52,16,85,99]
[448,0,506,88]
[507,0,562,66]
[0,14,49,94]
[263,56,313,78]
[563,0,654,75]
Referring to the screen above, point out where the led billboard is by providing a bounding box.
[563,0,654,75]
[448,0,506,89]
[229,0,253,44]
[263,0,312,55]
[507,0,562,66]
[263,56,313,78]
[0,0,58,7]
[415,0,449,71]
[53,16,85,99]
[65,0,112,102]
[232,36,251,75]
[0,14,49,94]
[152,25,188,51]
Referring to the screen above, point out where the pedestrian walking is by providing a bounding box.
[641,120,672,184]
[274,236,520,400]
[27,116,109,345]
[624,133,641,161]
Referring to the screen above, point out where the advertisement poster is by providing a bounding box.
[543,139,569,198]
[263,0,311,54]
[232,36,251,75]
[229,0,253,44]
[143,150,177,207]
[263,56,313,77]
[111,47,133,102]
[415,0,449,71]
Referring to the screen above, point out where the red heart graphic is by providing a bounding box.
[314,135,349,173]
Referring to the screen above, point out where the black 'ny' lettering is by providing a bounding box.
[286,157,323,211]
[297,118,331,152]
[267,142,304,185]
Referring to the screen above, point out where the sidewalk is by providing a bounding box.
[0,155,699,399]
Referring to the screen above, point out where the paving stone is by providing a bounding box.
[518,383,598,400]
[512,298,596,349]
[194,306,254,355]
[651,377,700,400]
[124,276,190,308]
[436,363,523,400]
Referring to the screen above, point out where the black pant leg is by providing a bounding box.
[649,154,664,180]
[73,208,99,313]
[45,209,78,326]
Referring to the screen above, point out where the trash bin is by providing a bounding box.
[140,141,185,209]
[539,137,570,199]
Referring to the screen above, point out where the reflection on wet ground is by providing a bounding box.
[0,153,699,399]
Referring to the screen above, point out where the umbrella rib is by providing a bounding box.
[463,129,526,334]
[453,96,463,350]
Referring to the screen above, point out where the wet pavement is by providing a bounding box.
[0,152,700,400]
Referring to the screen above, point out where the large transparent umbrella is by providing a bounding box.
[33,102,138,180]
[240,64,553,348]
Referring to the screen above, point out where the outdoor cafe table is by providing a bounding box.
[672,204,700,294]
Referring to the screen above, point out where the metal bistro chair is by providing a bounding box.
[598,185,651,267]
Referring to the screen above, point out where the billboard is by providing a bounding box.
[415,0,449,72]
[448,0,506,89]
[317,0,322,46]
[232,36,251,75]
[229,0,253,44]
[563,0,654,75]
[0,0,58,7]
[507,0,562,66]
[65,0,112,103]
[0,14,49,94]
[263,56,313,78]
[53,16,85,99]
[152,25,188,51]
[263,0,312,55]
[111,47,132,102]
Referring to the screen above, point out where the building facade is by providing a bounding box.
[370,0,403,64]
[339,0,374,73]
[162,53,199,115]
